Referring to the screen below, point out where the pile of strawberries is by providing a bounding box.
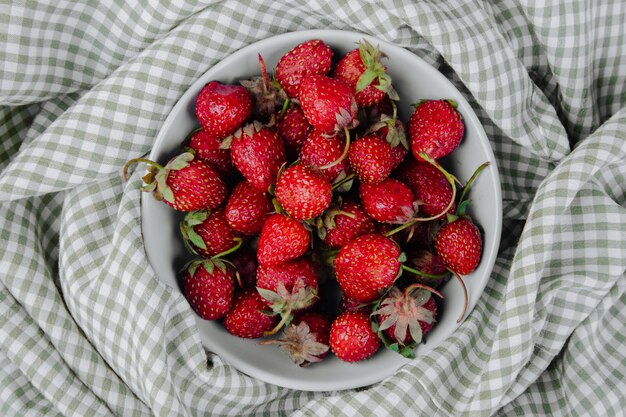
[124,39,488,365]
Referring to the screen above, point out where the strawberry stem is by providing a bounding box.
[401,264,449,281]
[264,307,292,336]
[258,53,269,94]
[458,161,490,205]
[122,157,163,182]
[212,238,243,260]
[278,99,290,118]
[319,127,350,170]
[449,269,469,323]
[418,152,458,220]
[331,173,356,190]
[403,283,444,299]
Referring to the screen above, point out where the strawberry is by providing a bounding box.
[224,288,278,338]
[299,75,358,133]
[182,259,234,320]
[185,128,233,176]
[330,311,380,362]
[434,217,482,275]
[195,81,253,138]
[227,122,286,192]
[299,130,351,182]
[275,104,311,152]
[409,99,464,161]
[275,164,332,220]
[367,113,408,169]
[257,214,310,266]
[225,180,272,235]
[123,152,227,212]
[275,39,333,99]
[333,40,398,107]
[180,209,241,258]
[229,248,257,288]
[320,200,374,248]
[359,178,416,224]
[396,158,456,217]
[333,233,401,303]
[260,312,331,366]
[348,135,393,184]
[405,247,449,288]
[240,54,288,121]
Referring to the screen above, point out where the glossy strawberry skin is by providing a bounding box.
[333,233,401,303]
[165,160,228,212]
[185,209,240,258]
[333,49,386,107]
[275,164,332,220]
[225,180,272,235]
[299,130,351,182]
[299,75,358,133]
[257,214,310,266]
[230,124,286,192]
[396,158,456,217]
[195,81,253,138]
[409,99,464,161]
[359,178,415,224]
[330,311,380,362]
[186,128,233,177]
[275,105,311,152]
[275,39,333,99]
[434,218,482,275]
[183,263,234,320]
[256,257,318,294]
[224,289,278,338]
[348,135,393,184]
[323,200,375,248]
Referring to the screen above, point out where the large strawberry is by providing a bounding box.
[275,164,332,220]
[333,233,401,303]
[225,180,272,235]
[409,99,464,161]
[299,129,351,182]
[359,178,416,224]
[224,289,278,339]
[123,152,227,212]
[434,217,482,275]
[330,311,380,362]
[257,214,310,266]
[348,135,393,184]
[275,39,333,99]
[396,158,456,217]
[275,104,311,152]
[185,128,233,177]
[195,81,253,138]
[333,40,399,107]
[182,259,234,320]
[320,200,374,248]
[180,209,241,258]
[227,122,286,192]
[299,75,358,133]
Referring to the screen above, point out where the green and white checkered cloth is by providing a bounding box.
[1,1,625,416]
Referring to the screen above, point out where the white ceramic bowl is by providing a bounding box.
[141,30,502,391]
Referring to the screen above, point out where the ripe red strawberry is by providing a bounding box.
[195,81,253,138]
[257,214,310,266]
[185,128,233,176]
[225,180,272,235]
[224,289,278,338]
[434,217,482,275]
[333,40,398,107]
[330,311,380,362]
[260,312,331,366]
[299,130,351,182]
[182,259,234,320]
[359,178,416,224]
[123,152,227,212]
[348,135,393,184]
[227,122,286,192]
[275,39,333,98]
[367,114,408,169]
[320,200,374,248]
[396,158,456,217]
[228,248,257,288]
[299,75,358,133]
[333,233,401,302]
[275,104,311,152]
[409,99,464,161]
[180,209,240,258]
[275,164,332,220]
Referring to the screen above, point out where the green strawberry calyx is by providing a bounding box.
[258,278,319,336]
[356,40,399,101]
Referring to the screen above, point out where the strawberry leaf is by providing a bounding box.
[356,69,378,92]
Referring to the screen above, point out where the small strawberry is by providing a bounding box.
[348,135,393,184]
[123,152,227,212]
[240,54,288,121]
[257,214,310,266]
[275,104,311,152]
[275,164,332,220]
[180,209,241,258]
[229,248,257,288]
[224,288,278,338]
[366,110,408,170]
[225,180,272,235]
[396,158,456,217]
[299,130,351,182]
[260,312,331,366]
[182,259,234,320]
[339,295,372,315]
[434,217,482,275]
[226,122,286,192]
[333,40,399,107]
[330,311,380,362]
[275,39,333,98]
[195,81,253,138]
[333,233,401,303]
[409,99,464,161]
[320,200,374,248]
[299,75,358,133]
[405,247,449,288]
[185,128,234,177]
[359,178,416,224]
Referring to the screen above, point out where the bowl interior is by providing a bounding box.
[141,30,502,391]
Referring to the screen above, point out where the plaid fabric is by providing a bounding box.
[1,1,625,416]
